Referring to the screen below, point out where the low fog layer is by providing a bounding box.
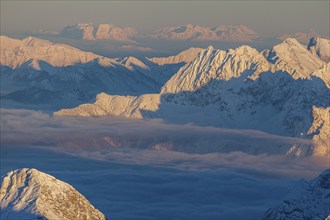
[1,108,327,178]
[1,146,296,220]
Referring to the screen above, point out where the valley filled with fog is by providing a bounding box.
[2,109,328,219]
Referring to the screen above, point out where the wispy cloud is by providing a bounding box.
[1,108,327,178]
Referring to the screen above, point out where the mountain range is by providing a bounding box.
[1,35,329,157]
[1,28,329,220]
[60,23,139,41]
[58,23,259,42]
[278,29,320,44]
[26,23,327,46]
[52,37,330,157]
[0,35,189,107]
[149,24,259,42]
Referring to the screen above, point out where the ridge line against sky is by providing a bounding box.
[0,1,329,37]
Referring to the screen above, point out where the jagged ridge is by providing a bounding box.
[0,168,106,220]
[60,23,138,41]
[149,24,259,42]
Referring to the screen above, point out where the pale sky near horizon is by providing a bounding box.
[1,1,329,37]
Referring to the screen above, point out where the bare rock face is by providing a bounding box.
[263,169,330,220]
[308,106,330,157]
[0,168,106,220]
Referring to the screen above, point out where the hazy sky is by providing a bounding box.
[1,1,329,37]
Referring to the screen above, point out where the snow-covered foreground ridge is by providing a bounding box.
[0,168,106,220]
[263,169,330,220]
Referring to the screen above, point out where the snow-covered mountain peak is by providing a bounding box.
[205,45,215,52]
[281,37,303,46]
[61,22,138,41]
[0,35,24,49]
[213,25,259,41]
[278,29,320,44]
[22,36,54,47]
[0,35,102,68]
[266,37,325,79]
[161,45,270,94]
[149,24,259,42]
[307,36,330,63]
[0,168,106,220]
[148,47,203,65]
[228,44,259,56]
[55,93,161,118]
[0,35,187,105]
[120,56,150,70]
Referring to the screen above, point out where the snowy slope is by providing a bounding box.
[149,24,259,42]
[0,36,183,106]
[148,47,203,65]
[263,169,330,220]
[0,168,106,220]
[0,35,102,69]
[54,70,330,156]
[162,38,328,94]
[308,106,330,156]
[266,38,325,79]
[278,30,319,44]
[60,23,138,41]
[55,39,330,156]
[55,92,161,118]
[161,45,271,94]
[308,37,330,63]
